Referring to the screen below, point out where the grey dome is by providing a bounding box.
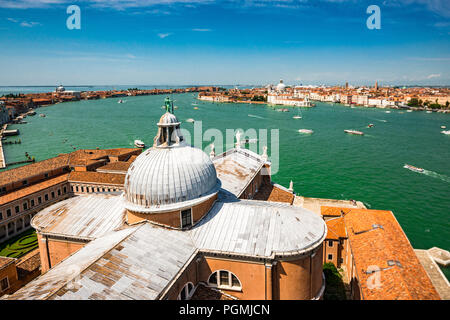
[124,145,219,212]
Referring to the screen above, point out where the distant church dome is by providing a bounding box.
[276,79,286,92]
[124,97,219,213]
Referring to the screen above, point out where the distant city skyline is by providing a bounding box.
[0,0,449,86]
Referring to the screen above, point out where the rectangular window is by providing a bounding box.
[63,186,67,194]
[328,254,333,260]
[6,209,11,217]
[328,240,333,247]
[23,202,28,210]
[38,197,42,204]
[0,212,2,220]
[44,173,49,178]
[81,186,85,193]
[181,209,192,228]
[51,191,55,199]
[44,194,48,201]
[31,199,35,207]
[15,206,19,214]
[57,189,61,196]
[22,180,28,186]
[0,277,9,291]
[219,271,229,287]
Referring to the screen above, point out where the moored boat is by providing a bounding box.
[134,139,145,148]
[298,129,313,134]
[404,164,424,173]
[368,124,374,128]
[39,114,46,117]
[344,129,364,135]
[441,130,450,135]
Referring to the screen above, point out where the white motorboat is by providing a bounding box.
[186,118,195,123]
[344,129,364,135]
[134,139,145,148]
[298,129,313,134]
[441,130,450,135]
[404,164,424,173]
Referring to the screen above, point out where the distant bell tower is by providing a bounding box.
[375,81,378,91]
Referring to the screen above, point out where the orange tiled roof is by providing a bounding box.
[326,217,347,240]
[0,256,15,269]
[321,206,352,217]
[0,174,69,206]
[68,171,125,185]
[0,154,70,186]
[253,183,294,204]
[96,161,132,172]
[343,208,440,300]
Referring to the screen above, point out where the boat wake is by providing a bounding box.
[248,114,264,119]
[421,170,450,183]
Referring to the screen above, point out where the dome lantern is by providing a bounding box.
[124,98,220,222]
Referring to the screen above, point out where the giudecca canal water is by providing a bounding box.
[3,93,449,278]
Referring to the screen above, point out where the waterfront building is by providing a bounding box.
[0,102,9,125]
[321,207,441,300]
[267,80,312,107]
[0,148,141,242]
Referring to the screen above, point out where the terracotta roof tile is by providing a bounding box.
[0,174,69,206]
[343,208,440,300]
[68,171,125,185]
[253,183,294,204]
[0,155,70,186]
[321,206,352,217]
[326,217,347,240]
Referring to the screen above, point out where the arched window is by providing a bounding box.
[207,270,242,291]
[177,282,195,300]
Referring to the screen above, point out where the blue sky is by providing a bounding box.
[0,0,449,86]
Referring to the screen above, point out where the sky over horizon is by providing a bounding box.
[0,0,449,86]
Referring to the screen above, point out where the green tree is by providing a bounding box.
[323,262,347,300]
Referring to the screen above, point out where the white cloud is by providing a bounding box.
[426,73,441,79]
[157,33,172,38]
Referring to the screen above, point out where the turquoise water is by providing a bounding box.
[2,93,449,278]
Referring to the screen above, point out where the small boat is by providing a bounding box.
[118,99,124,103]
[440,126,446,129]
[193,107,199,110]
[407,110,413,113]
[367,124,374,128]
[426,111,432,113]
[344,129,364,135]
[298,129,314,134]
[134,139,145,148]
[293,116,302,119]
[192,103,199,106]
[186,118,195,123]
[441,130,450,135]
[385,111,391,113]
[404,164,424,173]
[39,114,46,117]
